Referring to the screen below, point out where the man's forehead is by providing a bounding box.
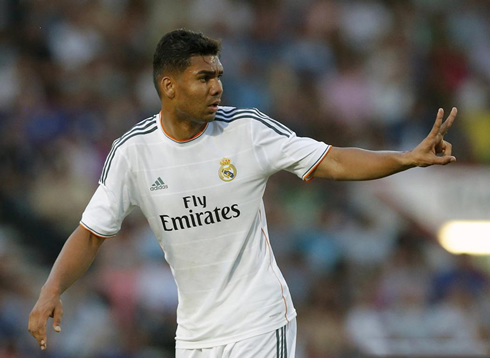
[188,55,223,72]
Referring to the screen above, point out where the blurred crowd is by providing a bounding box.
[1,0,490,357]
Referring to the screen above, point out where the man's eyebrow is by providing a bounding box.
[196,69,224,76]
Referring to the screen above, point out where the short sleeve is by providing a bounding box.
[250,109,331,182]
[80,145,136,238]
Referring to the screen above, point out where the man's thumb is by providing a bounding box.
[52,306,62,332]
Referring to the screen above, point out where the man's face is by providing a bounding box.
[173,55,223,123]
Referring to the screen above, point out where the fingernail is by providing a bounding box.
[55,326,61,332]
[41,340,45,345]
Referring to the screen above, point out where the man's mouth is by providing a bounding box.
[208,100,220,112]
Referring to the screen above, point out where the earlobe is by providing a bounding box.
[161,77,175,99]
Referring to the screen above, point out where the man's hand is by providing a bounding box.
[409,107,457,167]
[28,289,63,350]
[26,225,106,351]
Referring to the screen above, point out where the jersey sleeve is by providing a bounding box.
[250,109,331,182]
[80,144,136,238]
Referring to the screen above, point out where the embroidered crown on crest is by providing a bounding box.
[220,158,231,166]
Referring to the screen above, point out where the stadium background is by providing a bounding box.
[1,0,490,357]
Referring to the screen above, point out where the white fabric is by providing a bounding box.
[176,318,297,358]
[81,107,329,349]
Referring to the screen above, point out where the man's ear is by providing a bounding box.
[161,77,175,99]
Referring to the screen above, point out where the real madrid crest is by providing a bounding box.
[219,158,237,182]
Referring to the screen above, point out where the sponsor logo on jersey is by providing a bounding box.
[219,158,237,182]
[150,177,168,191]
[159,195,241,231]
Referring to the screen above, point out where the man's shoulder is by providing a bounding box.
[215,106,267,123]
[99,113,159,185]
[112,113,160,149]
[214,106,274,130]
[214,106,293,138]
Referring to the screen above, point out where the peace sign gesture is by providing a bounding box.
[410,107,458,167]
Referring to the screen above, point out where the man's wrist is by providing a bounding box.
[41,283,62,297]
[400,151,417,168]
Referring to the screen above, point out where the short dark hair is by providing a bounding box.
[153,29,221,97]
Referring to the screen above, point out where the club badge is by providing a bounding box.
[219,158,237,182]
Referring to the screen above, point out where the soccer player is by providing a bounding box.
[28,29,457,357]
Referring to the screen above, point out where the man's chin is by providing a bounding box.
[201,112,216,122]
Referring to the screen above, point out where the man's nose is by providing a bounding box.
[210,79,223,96]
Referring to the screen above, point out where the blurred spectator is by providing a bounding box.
[431,254,487,303]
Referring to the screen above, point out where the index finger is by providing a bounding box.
[440,107,457,136]
[429,108,444,138]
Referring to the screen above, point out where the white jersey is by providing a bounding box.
[81,107,331,349]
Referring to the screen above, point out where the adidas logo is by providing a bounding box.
[150,177,168,191]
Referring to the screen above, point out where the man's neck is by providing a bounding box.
[160,109,207,141]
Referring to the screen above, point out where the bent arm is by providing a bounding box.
[42,225,106,295]
[313,108,457,181]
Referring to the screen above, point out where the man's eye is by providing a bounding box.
[199,77,207,83]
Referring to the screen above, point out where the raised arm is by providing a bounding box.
[313,108,457,181]
[28,225,106,350]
